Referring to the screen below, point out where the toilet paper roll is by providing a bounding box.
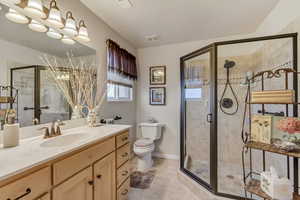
[3,123,20,148]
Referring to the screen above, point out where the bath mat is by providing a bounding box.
[130,170,156,189]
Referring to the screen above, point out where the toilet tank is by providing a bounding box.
[139,123,163,140]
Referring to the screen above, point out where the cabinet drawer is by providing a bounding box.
[117,178,130,200]
[0,167,51,200]
[116,131,129,148]
[117,161,130,188]
[37,193,50,200]
[53,137,115,185]
[117,143,130,168]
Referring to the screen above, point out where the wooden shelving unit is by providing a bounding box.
[245,141,300,158]
[245,179,272,200]
[241,68,299,200]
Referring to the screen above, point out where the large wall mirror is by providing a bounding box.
[0,3,96,127]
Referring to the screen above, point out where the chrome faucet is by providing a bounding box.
[38,120,65,139]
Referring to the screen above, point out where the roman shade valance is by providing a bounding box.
[107,39,137,80]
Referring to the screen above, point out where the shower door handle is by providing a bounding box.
[206,113,212,123]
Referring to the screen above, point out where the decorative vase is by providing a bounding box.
[87,108,97,127]
[71,105,82,119]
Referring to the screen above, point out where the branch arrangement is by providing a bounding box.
[41,53,106,120]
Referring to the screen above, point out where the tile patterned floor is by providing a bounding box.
[129,158,214,200]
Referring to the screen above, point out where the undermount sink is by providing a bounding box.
[40,133,90,147]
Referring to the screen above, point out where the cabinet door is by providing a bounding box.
[53,167,93,200]
[94,152,116,200]
[38,193,50,200]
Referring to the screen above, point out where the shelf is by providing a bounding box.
[247,102,300,105]
[245,141,300,158]
[0,96,14,104]
[245,179,271,199]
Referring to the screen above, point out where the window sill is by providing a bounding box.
[107,99,133,103]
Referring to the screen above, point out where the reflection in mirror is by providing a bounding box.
[0,3,96,128]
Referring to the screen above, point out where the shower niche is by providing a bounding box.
[180,33,298,199]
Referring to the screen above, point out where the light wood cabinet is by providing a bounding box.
[0,167,51,200]
[117,178,130,200]
[0,131,130,200]
[94,152,116,200]
[116,144,130,168]
[117,162,130,188]
[53,167,93,200]
[38,193,50,200]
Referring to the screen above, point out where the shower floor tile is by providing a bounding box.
[129,157,225,200]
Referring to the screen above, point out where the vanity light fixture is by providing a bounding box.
[63,11,77,36]
[28,19,48,32]
[61,35,76,45]
[46,27,62,39]
[76,20,90,42]
[46,0,64,28]
[24,0,46,19]
[5,8,29,24]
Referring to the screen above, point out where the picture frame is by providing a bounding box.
[149,87,166,105]
[149,66,166,85]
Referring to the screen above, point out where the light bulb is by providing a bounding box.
[46,28,62,39]
[24,0,46,19]
[28,19,48,32]
[5,8,29,24]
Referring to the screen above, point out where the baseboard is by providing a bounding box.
[152,152,179,160]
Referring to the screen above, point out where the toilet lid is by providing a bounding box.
[135,138,153,147]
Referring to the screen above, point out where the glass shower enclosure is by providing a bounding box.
[180,33,298,199]
[11,66,70,127]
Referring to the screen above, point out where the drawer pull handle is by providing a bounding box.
[122,171,129,176]
[122,137,128,141]
[97,174,102,179]
[122,152,128,158]
[88,180,94,185]
[7,188,31,200]
[121,189,128,195]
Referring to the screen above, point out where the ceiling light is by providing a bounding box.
[61,35,75,45]
[116,0,132,9]
[28,19,48,32]
[46,0,64,28]
[24,0,46,19]
[63,11,77,36]
[46,27,62,39]
[76,20,90,42]
[5,8,29,24]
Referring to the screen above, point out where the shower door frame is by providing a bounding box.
[180,33,298,200]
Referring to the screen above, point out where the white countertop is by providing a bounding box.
[0,124,131,182]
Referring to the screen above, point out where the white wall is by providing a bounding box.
[57,0,137,138]
[136,0,300,158]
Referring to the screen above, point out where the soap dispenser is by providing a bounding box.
[3,109,20,148]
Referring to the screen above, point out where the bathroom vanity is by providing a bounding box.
[0,125,131,200]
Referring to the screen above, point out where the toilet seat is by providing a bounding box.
[134,138,154,148]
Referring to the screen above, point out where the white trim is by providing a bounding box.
[152,152,179,160]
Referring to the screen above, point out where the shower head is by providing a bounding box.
[224,60,236,69]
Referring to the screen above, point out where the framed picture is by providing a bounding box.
[150,87,166,105]
[150,66,166,85]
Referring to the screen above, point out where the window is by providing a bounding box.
[185,88,202,100]
[107,81,133,101]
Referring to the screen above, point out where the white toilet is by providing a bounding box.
[134,123,163,171]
